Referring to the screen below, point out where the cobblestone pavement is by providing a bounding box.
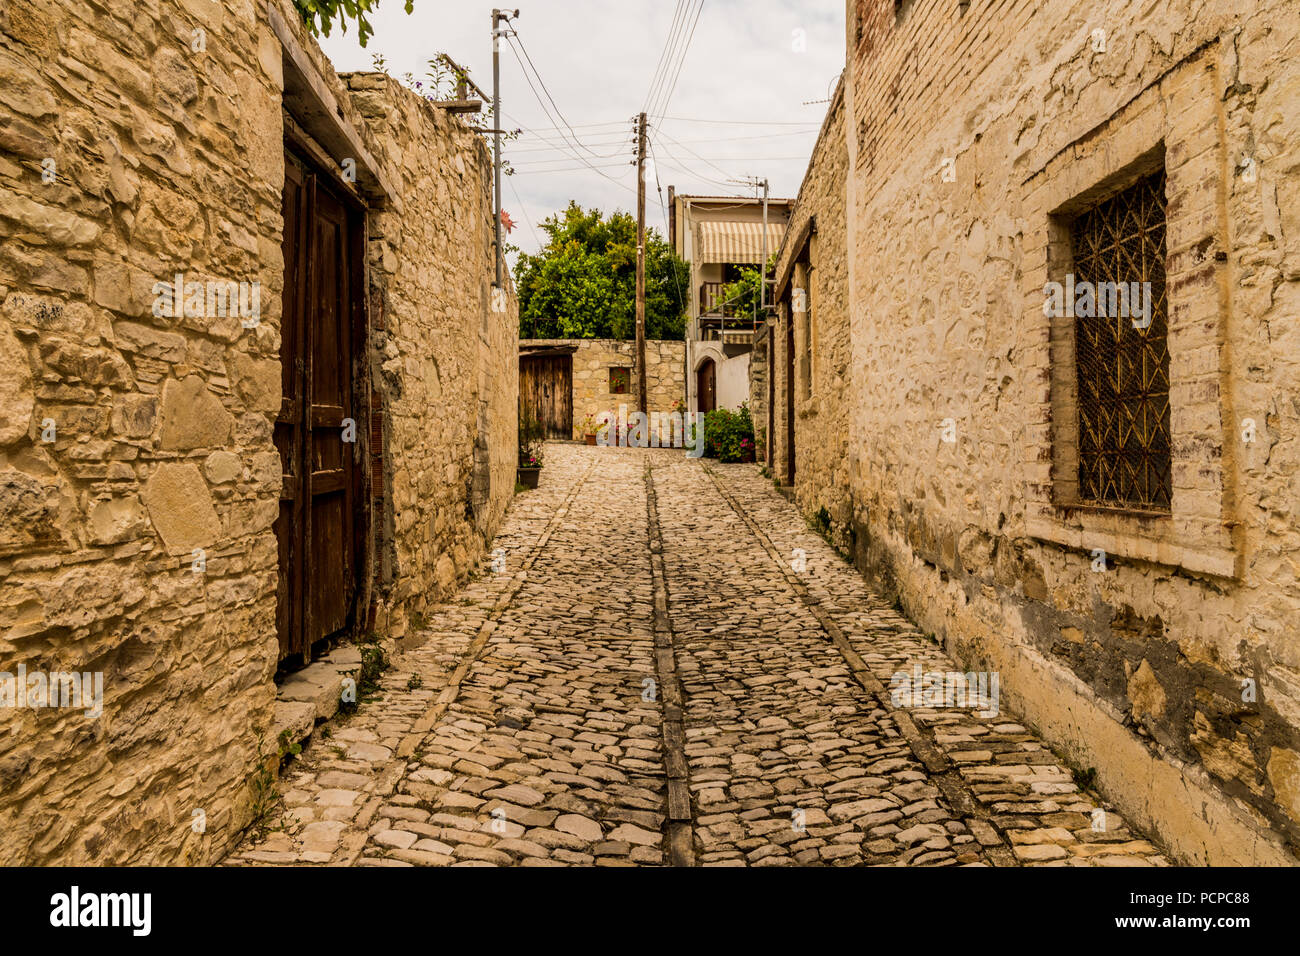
[226,444,1169,867]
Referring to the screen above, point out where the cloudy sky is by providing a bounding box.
[318,0,845,262]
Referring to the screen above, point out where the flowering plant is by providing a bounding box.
[519,415,545,468]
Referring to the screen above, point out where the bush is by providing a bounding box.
[703,404,755,463]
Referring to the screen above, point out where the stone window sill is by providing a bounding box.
[1026,509,1237,579]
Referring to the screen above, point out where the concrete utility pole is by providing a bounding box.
[635,111,648,415]
[491,9,518,290]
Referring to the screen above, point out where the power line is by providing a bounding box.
[646,136,686,318]
[506,176,543,252]
[655,129,742,184]
[642,0,689,116]
[501,39,638,196]
[649,0,705,126]
[658,115,821,126]
[510,32,611,165]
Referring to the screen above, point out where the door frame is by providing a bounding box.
[696,357,717,415]
[277,136,371,669]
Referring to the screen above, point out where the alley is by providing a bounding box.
[226,445,1168,867]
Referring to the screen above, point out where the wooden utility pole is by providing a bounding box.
[635,111,648,415]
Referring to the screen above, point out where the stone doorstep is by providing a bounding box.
[272,644,366,753]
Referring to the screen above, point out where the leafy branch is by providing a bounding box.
[292,0,414,49]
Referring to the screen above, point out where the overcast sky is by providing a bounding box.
[318,1,845,263]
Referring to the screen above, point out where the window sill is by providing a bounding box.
[1026,510,1238,579]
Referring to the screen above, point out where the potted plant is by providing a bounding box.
[517,415,545,489]
[578,414,599,446]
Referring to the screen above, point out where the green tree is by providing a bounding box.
[515,202,689,340]
[292,0,413,48]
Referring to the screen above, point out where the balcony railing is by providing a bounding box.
[698,282,763,340]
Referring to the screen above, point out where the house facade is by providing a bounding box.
[667,192,790,417]
[756,0,1300,865]
[0,0,516,864]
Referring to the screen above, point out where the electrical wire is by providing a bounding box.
[642,0,689,116]
[649,0,705,126]
[502,41,638,197]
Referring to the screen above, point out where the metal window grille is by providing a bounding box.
[1070,168,1171,511]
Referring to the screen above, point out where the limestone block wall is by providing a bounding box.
[0,0,516,864]
[342,72,517,628]
[833,0,1300,863]
[0,0,286,866]
[774,82,850,534]
[748,326,769,460]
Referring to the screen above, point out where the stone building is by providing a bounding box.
[519,338,685,440]
[759,0,1300,863]
[0,0,516,864]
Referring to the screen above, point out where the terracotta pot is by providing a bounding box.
[517,466,541,489]
[584,433,597,446]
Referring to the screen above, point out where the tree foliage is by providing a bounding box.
[713,254,777,319]
[292,0,413,48]
[515,203,690,340]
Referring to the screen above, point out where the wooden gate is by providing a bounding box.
[519,352,573,440]
[275,149,365,666]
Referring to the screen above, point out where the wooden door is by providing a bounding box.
[276,150,363,666]
[697,358,716,414]
[784,313,795,485]
[519,354,572,440]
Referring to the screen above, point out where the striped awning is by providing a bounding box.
[695,220,786,264]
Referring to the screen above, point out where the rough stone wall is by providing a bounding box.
[0,0,516,864]
[0,0,286,866]
[774,83,850,534]
[524,339,686,437]
[831,0,1300,863]
[748,327,769,460]
[343,73,516,633]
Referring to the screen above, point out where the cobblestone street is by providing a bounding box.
[227,444,1168,867]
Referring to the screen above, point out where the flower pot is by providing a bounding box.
[517,466,541,489]
[584,433,597,446]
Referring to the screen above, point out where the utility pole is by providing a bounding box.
[491,9,518,291]
[635,111,648,416]
[759,177,770,316]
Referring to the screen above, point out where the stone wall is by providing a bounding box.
[773,80,850,529]
[523,338,686,438]
[0,0,515,864]
[748,326,769,461]
[792,0,1300,863]
[343,71,516,632]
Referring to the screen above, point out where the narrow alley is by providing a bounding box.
[227,445,1167,868]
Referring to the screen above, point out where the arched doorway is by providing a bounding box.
[697,357,717,414]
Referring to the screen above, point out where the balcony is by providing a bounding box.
[698,282,762,344]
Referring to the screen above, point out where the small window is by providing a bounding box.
[1070,167,1170,511]
[609,367,631,394]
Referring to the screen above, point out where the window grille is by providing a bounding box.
[1070,168,1171,511]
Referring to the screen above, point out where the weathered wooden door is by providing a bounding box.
[276,150,363,666]
[784,313,795,485]
[519,354,572,440]
[697,358,716,414]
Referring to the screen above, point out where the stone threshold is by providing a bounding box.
[271,644,366,754]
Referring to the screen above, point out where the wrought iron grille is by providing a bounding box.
[1070,168,1171,511]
